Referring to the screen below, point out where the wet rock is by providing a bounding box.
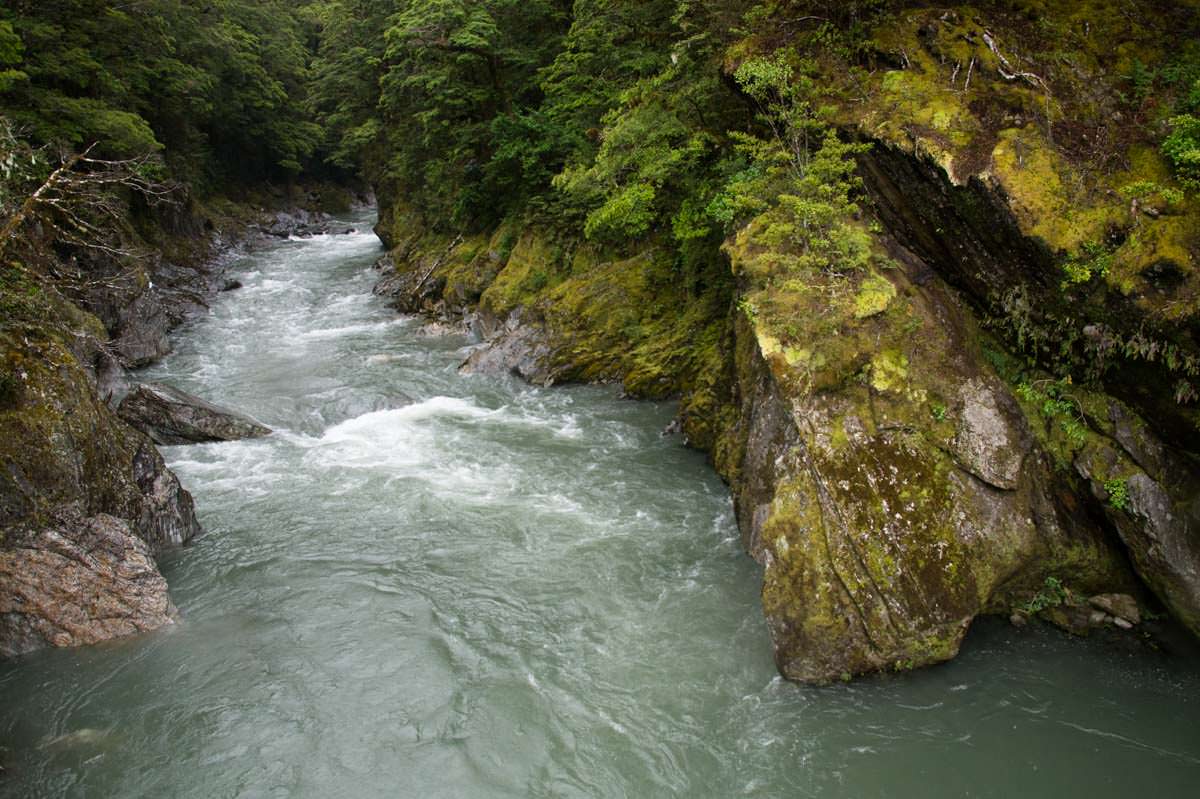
[0,512,176,657]
[220,278,243,292]
[459,317,558,386]
[949,377,1026,490]
[1089,593,1141,625]
[1042,603,1099,637]
[1075,437,1200,637]
[118,383,271,445]
[259,209,333,239]
[110,289,172,367]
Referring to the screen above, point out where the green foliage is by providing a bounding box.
[930,402,947,422]
[1119,180,1185,208]
[718,52,874,279]
[1015,379,1088,449]
[1104,478,1130,511]
[1162,109,1200,194]
[1,0,326,188]
[1060,241,1113,289]
[1019,576,1070,615]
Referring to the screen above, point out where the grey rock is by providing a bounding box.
[1089,593,1141,625]
[118,383,271,445]
[459,315,558,386]
[949,377,1026,490]
[1076,438,1200,636]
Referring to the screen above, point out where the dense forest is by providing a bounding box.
[4,0,1200,685]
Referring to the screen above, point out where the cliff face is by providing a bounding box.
[368,3,1200,682]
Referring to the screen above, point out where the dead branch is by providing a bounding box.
[1,144,182,261]
[983,31,1048,91]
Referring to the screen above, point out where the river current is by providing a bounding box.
[2,212,1199,797]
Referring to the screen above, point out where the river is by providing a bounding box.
[2,211,1199,797]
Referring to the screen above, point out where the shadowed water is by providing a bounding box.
[2,213,1199,797]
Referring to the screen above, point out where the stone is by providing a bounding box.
[1089,593,1141,625]
[118,383,271,445]
[1113,617,1134,630]
[949,378,1026,490]
[459,318,558,386]
[1076,440,1200,636]
[220,279,243,292]
[1042,604,1098,637]
[0,513,176,657]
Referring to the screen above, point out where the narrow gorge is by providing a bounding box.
[2,0,1200,795]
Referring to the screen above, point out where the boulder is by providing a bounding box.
[0,512,176,657]
[459,313,558,386]
[1089,593,1142,625]
[721,233,1136,683]
[118,383,271,445]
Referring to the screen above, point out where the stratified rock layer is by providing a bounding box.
[118,383,272,445]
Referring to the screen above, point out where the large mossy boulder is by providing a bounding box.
[721,230,1136,682]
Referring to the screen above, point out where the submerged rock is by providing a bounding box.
[118,383,271,445]
[0,512,176,657]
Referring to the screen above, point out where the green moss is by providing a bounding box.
[853,273,896,319]
[869,349,909,393]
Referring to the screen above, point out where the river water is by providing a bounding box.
[2,212,1199,797]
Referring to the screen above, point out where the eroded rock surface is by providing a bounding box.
[118,383,272,445]
[0,512,176,657]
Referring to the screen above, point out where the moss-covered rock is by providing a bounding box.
[721,224,1134,682]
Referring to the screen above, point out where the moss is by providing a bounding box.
[869,349,909,393]
[853,272,897,319]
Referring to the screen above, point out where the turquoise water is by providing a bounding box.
[2,216,1198,797]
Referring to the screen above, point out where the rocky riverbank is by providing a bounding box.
[365,5,1199,683]
[0,185,367,657]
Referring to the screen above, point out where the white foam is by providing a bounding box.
[298,319,405,342]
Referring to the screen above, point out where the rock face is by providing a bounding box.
[118,383,272,445]
[2,270,202,657]
[0,512,176,657]
[719,238,1134,682]
[459,312,558,385]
